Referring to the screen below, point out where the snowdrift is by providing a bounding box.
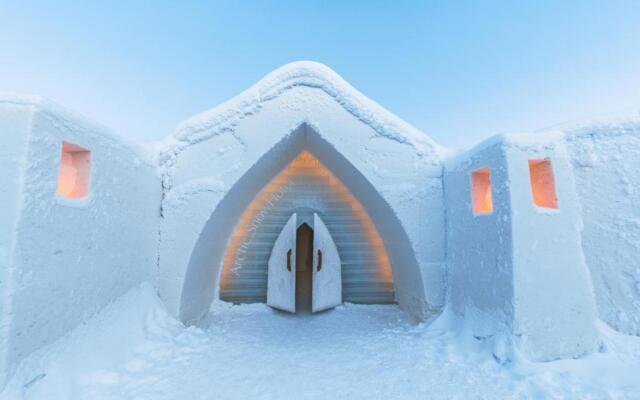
[1,62,639,389]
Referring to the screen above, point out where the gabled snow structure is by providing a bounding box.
[1,61,639,387]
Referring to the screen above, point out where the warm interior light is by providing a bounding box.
[220,151,394,300]
[528,159,558,209]
[56,142,91,199]
[471,167,493,214]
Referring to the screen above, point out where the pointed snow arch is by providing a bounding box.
[219,150,396,305]
[177,123,428,323]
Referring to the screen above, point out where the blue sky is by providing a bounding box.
[1,1,639,148]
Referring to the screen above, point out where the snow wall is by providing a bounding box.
[445,133,598,361]
[1,61,637,384]
[566,121,640,336]
[0,101,31,389]
[0,97,161,388]
[157,62,446,324]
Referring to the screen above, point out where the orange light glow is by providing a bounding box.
[219,151,394,296]
[471,167,493,214]
[528,159,558,209]
[56,142,91,199]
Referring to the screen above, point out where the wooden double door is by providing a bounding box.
[267,213,342,313]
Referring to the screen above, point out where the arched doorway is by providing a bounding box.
[219,151,395,313]
[176,124,427,323]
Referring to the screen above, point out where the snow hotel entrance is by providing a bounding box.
[218,151,396,313]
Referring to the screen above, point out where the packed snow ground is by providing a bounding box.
[2,284,640,400]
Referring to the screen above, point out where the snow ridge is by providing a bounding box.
[159,61,445,166]
[0,93,155,168]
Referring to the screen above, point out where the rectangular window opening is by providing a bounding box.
[471,166,493,214]
[56,141,91,199]
[528,159,558,209]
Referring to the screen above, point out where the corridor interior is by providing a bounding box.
[219,151,396,308]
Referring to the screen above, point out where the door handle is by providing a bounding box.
[287,249,292,272]
[317,249,322,272]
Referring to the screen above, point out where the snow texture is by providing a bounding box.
[157,63,446,325]
[0,95,161,387]
[566,120,640,336]
[2,284,640,400]
[1,61,640,393]
[445,133,599,360]
[159,61,445,166]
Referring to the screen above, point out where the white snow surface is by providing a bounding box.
[158,61,447,167]
[2,63,640,397]
[0,94,155,165]
[566,120,640,336]
[2,284,639,400]
[156,63,446,324]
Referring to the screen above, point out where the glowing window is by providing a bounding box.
[56,142,91,199]
[528,159,558,209]
[471,167,493,214]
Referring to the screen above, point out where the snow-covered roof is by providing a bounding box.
[161,61,445,162]
[0,93,114,138]
[0,93,154,165]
